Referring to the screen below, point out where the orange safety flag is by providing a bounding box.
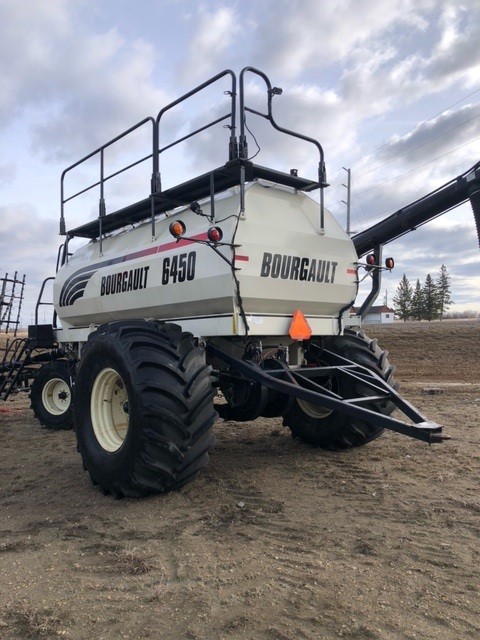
[289,310,312,340]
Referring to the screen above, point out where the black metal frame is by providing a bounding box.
[353,161,480,257]
[0,271,26,336]
[358,244,383,319]
[352,162,480,319]
[59,68,326,243]
[239,66,328,231]
[207,342,447,444]
[60,117,156,243]
[0,326,63,401]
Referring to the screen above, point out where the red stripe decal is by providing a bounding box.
[122,233,209,262]
[235,255,249,261]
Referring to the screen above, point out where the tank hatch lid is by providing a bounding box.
[67,159,319,240]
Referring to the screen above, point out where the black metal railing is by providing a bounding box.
[239,66,327,232]
[60,67,327,241]
[60,117,156,246]
[154,69,237,192]
[150,69,237,237]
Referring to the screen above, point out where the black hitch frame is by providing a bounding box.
[0,325,66,401]
[207,343,448,444]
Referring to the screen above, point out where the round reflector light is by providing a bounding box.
[207,226,223,243]
[169,220,186,238]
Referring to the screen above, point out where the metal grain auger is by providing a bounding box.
[2,67,480,498]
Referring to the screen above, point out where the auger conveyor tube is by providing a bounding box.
[353,161,480,257]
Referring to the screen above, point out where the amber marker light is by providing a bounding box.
[169,220,186,238]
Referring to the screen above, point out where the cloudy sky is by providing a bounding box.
[1,0,480,327]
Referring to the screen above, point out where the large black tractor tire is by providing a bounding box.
[30,360,74,430]
[282,328,397,450]
[74,320,217,498]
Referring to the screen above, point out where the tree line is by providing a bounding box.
[393,265,452,321]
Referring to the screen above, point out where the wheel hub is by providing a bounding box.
[296,372,335,419]
[297,397,332,419]
[42,378,71,416]
[90,368,129,452]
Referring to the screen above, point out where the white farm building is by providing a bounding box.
[362,305,395,324]
[351,305,395,324]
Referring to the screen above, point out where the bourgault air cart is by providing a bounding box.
[2,68,480,498]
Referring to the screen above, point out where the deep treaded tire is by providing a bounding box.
[74,320,216,498]
[30,360,74,430]
[282,328,398,449]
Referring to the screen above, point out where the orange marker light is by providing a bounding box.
[169,220,186,238]
[289,310,312,341]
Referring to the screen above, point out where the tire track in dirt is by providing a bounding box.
[194,473,340,640]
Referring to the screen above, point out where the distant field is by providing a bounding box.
[365,319,480,383]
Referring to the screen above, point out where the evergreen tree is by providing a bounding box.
[393,274,412,321]
[436,264,452,319]
[422,273,440,321]
[411,278,424,321]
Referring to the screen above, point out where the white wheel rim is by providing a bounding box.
[297,373,335,419]
[297,398,332,419]
[91,368,129,452]
[42,378,71,416]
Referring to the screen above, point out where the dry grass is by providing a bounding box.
[5,603,70,638]
[0,541,28,553]
[110,546,156,575]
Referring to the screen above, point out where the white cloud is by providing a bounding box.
[416,4,480,89]
[0,1,172,161]
[0,163,16,186]
[375,103,480,166]
[252,0,433,77]
[0,204,60,294]
[0,0,70,119]
[180,7,241,82]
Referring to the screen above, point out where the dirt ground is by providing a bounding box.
[0,320,479,640]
